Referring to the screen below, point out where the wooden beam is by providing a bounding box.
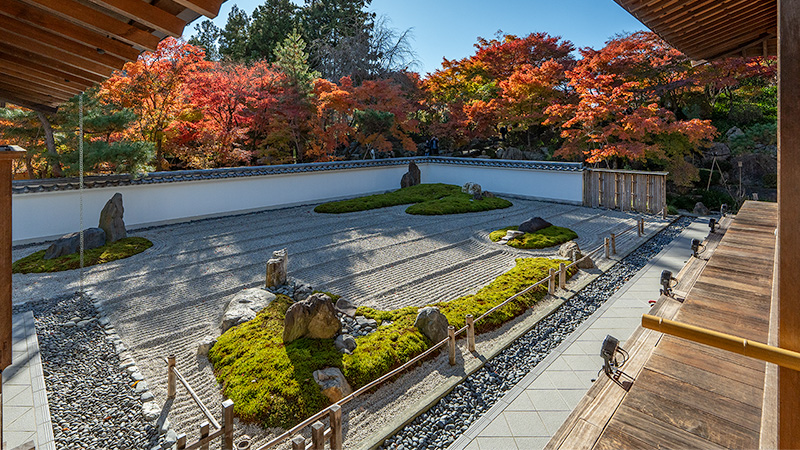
[0,72,77,99]
[0,14,128,71]
[0,50,97,88]
[0,147,24,373]
[0,82,68,106]
[87,0,186,37]
[779,0,800,448]
[0,31,114,78]
[0,90,59,113]
[15,0,161,51]
[170,0,222,19]
[0,61,85,96]
[0,0,142,61]
[0,47,107,84]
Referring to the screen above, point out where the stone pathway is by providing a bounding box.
[2,312,54,450]
[447,218,708,450]
[11,198,668,446]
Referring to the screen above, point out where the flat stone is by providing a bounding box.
[130,371,144,381]
[134,381,149,394]
[141,391,155,402]
[142,401,161,421]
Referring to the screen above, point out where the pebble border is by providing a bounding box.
[380,216,692,450]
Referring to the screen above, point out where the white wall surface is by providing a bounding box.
[11,160,578,243]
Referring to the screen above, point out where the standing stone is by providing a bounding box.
[693,202,710,215]
[313,367,353,402]
[400,161,421,188]
[519,217,553,234]
[283,293,342,343]
[43,227,106,259]
[558,241,581,258]
[413,306,449,344]
[266,249,288,288]
[98,193,126,243]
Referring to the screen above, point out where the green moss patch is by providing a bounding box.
[12,237,153,274]
[209,257,574,428]
[313,183,512,215]
[489,225,578,249]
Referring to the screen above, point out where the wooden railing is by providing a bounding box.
[253,216,651,450]
[164,356,235,450]
[583,168,668,216]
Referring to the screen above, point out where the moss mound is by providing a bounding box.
[209,257,574,428]
[12,237,153,273]
[314,183,512,215]
[489,225,578,249]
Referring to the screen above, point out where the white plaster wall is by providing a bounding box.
[10,161,578,243]
[426,163,583,204]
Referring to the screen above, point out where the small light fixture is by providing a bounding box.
[721,204,728,217]
[691,238,701,257]
[660,270,674,297]
[709,218,716,233]
[600,335,629,382]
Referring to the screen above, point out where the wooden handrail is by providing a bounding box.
[642,314,800,371]
[164,357,222,429]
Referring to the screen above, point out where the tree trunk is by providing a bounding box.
[155,137,165,171]
[35,111,63,177]
[24,153,35,179]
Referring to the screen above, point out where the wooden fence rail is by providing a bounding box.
[249,218,648,450]
[583,168,667,216]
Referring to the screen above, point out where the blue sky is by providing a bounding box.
[189,0,646,75]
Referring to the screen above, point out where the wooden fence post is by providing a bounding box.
[448,326,456,366]
[291,436,306,450]
[559,262,566,290]
[610,233,616,255]
[221,399,234,450]
[548,268,556,294]
[167,354,176,398]
[199,422,210,450]
[466,315,475,352]
[329,404,343,450]
[311,421,325,450]
[176,433,187,450]
[604,237,610,259]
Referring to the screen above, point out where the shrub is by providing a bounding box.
[12,237,152,273]
[488,225,578,249]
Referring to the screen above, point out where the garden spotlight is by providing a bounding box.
[709,218,716,233]
[691,238,701,257]
[600,335,629,381]
[660,270,675,297]
[721,204,728,217]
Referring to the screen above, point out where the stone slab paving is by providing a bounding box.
[2,311,54,450]
[11,198,667,446]
[448,218,709,450]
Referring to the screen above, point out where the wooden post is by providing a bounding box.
[0,147,23,445]
[637,218,643,237]
[221,399,234,450]
[329,404,343,450]
[779,1,800,447]
[199,422,210,450]
[466,314,475,352]
[311,421,325,450]
[548,268,556,294]
[291,436,306,450]
[176,433,187,450]
[448,325,456,366]
[610,233,617,254]
[604,237,610,259]
[559,262,566,290]
[167,354,177,398]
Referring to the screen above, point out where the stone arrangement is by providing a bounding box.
[558,240,595,269]
[219,288,276,333]
[400,161,421,188]
[496,230,524,245]
[43,193,127,259]
[283,293,342,343]
[519,216,553,234]
[381,217,692,450]
[413,307,449,344]
[313,367,353,402]
[461,182,495,200]
[266,248,288,288]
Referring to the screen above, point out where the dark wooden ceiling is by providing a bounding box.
[0,0,225,113]
[614,0,777,62]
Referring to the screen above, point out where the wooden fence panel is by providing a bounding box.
[583,169,667,215]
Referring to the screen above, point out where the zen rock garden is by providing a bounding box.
[44,193,127,259]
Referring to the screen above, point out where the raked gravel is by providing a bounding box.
[381,216,691,450]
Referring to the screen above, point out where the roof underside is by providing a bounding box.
[614,0,777,62]
[0,0,225,113]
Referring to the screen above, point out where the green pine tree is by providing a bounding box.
[273,29,320,93]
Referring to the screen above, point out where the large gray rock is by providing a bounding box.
[725,126,745,142]
[334,334,357,354]
[313,367,352,402]
[413,306,449,344]
[519,217,553,234]
[334,298,357,318]
[693,202,710,216]
[44,227,106,260]
[266,249,288,288]
[283,293,341,343]
[99,193,126,243]
[497,147,524,160]
[400,161,421,188]
[558,241,581,259]
[220,288,276,333]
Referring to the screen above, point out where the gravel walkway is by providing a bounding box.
[12,198,667,448]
